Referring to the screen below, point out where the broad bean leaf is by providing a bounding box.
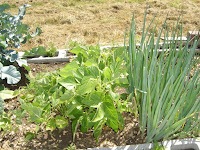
[80,113,89,132]
[77,76,97,95]
[59,76,77,90]
[91,103,104,122]
[55,115,68,129]
[29,106,43,123]
[102,101,118,122]
[59,61,79,78]
[24,132,35,142]
[73,67,84,83]
[60,90,74,103]
[87,66,99,78]
[70,46,88,57]
[46,118,56,131]
[104,67,112,81]
[72,117,81,142]
[106,118,118,132]
[93,119,106,142]
[84,58,97,66]
[82,91,103,107]
[117,112,124,130]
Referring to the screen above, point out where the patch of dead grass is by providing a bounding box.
[0,0,199,51]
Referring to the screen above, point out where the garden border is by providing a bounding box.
[18,37,200,64]
[87,137,200,150]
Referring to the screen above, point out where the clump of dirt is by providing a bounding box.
[0,106,143,150]
[28,62,67,76]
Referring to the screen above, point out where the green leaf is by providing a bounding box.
[73,67,84,83]
[0,90,14,100]
[87,66,99,78]
[82,91,103,107]
[16,58,27,67]
[106,119,118,132]
[70,46,88,57]
[51,93,60,107]
[55,116,68,129]
[84,59,97,66]
[93,120,106,142]
[46,118,56,131]
[1,65,21,84]
[117,112,124,130]
[80,113,89,132]
[59,76,77,90]
[72,117,81,142]
[60,90,74,103]
[102,101,118,122]
[59,61,79,78]
[24,132,35,142]
[98,60,105,70]
[92,103,104,122]
[29,106,42,122]
[104,67,112,81]
[18,4,31,20]
[78,77,97,95]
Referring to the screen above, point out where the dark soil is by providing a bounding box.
[0,62,144,150]
[2,65,29,90]
[29,62,67,76]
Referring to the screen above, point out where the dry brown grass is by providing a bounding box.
[1,0,200,51]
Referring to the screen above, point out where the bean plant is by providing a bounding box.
[19,45,130,141]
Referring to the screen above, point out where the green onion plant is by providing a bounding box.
[125,8,200,143]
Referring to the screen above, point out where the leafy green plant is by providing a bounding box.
[19,72,68,127]
[0,3,41,85]
[23,43,57,57]
[19,45,130,142]
[125,8,200,142]
[0,3,41,134]
[58,45,129,141]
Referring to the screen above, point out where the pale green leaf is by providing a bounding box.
[82,91,103,107]
[0,90,14,100]
[59,76,76,90]
[92,103,104,122]
[78,77,97,95]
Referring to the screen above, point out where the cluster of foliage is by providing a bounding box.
[23,43,56,58]
[0,4,41,86]
[125,10,200,142]
[1,3,200,147]
[0,4,41,133]
[18,45,131,141]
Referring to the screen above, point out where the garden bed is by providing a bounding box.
[1,57,200,149]
[1,1,200,150]
[0,63,144,150]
